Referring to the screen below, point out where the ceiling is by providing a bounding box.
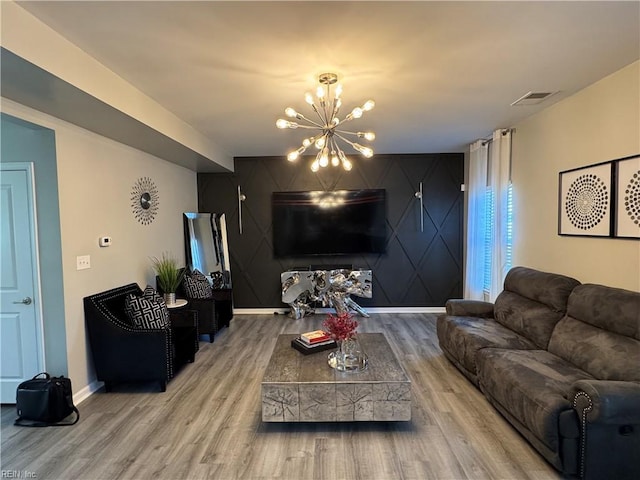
[11,1,640,161]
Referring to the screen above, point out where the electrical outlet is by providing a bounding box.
[76,255,91,270]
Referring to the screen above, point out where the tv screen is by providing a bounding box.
[272,189,387,256]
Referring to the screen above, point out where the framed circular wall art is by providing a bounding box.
[614,154,640,239]
[131,176,159,225]
[559,162,613,237]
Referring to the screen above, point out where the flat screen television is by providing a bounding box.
[272,189,387,256]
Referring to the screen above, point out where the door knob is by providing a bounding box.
[13,297,32,305]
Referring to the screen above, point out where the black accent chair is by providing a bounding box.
[157,272,232,343]
[83,283,198,392]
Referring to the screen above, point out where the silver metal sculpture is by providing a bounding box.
[281,269,372,319]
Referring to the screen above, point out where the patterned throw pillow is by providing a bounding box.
[124,287,170,329]
[142,285,165,304]
[211,271,225,289]
[183,269,213,299]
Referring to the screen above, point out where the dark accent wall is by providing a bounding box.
[198,153,463,308]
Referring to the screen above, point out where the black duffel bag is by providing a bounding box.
[15,372,79,427]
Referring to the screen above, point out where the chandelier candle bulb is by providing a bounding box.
[358,132,376,141]
[319,151,329,168]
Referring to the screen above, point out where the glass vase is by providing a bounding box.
[328,336,368,372]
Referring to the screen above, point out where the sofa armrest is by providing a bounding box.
[571,379,640,479]
[572,379,640,424]
[445,299,494,317]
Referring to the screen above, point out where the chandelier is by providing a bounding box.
[276,72,375,172]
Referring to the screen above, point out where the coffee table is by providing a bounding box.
[261,333,411,422]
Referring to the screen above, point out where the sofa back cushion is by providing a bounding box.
[494,267,580,348]
[548,284,640,381]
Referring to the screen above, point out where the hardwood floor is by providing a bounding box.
[1,314,564,480]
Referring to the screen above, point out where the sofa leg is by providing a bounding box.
[159,380,167,392]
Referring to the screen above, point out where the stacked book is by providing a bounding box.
[291,330,337,355]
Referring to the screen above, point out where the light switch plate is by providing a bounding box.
[76,255,91,270]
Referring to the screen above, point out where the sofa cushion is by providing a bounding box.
[436,315,537,378]
[477,348,593,452]
[548,284,640,382]
[565,284,640,340]
[183,269,213,299]
[124,288,170,329]
[494,292,566,349]
[493,267,580,348]
[502,266,581,313]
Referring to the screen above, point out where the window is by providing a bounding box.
[465,130,513,302]
[483,182,513,300]
[506,182,513,270]
[483,186,494,299]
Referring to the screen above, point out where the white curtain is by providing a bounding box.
[463,140,488,300]
[487,129,512,302]
[464,130,512,302]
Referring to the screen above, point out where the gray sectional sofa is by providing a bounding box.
[437,266,640,479]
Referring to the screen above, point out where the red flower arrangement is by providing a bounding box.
[322,312,359,341]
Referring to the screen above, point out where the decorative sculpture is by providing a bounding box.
[281,269,372,319]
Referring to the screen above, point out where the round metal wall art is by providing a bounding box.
[131,176,159,225]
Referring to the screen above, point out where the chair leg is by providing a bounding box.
[208,334,214,343]
[159,380,167,392]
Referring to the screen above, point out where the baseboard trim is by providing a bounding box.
[73,380,103,405]
[235,307,445,315]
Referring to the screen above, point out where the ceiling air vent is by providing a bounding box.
[511,91,557,106]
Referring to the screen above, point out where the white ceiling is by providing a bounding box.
[13,1,640,159]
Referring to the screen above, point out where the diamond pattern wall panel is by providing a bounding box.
[197,153,463,308]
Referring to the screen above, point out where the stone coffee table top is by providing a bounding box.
[261,333,411,422]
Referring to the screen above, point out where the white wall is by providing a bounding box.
[1,99,198,397]
[1,0,232,171]
[511,61,639,291]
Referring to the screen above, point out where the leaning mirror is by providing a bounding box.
[183,212,231,288]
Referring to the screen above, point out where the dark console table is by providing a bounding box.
[211,288,233,329]
[167,307,199,365]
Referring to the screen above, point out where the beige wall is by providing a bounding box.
[1,99,198,397]
[511,61,639,290]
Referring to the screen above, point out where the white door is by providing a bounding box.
[0,163,44,403]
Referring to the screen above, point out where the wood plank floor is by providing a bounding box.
[1,314,565,480]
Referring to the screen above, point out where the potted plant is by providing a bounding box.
[150,252,185,305]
